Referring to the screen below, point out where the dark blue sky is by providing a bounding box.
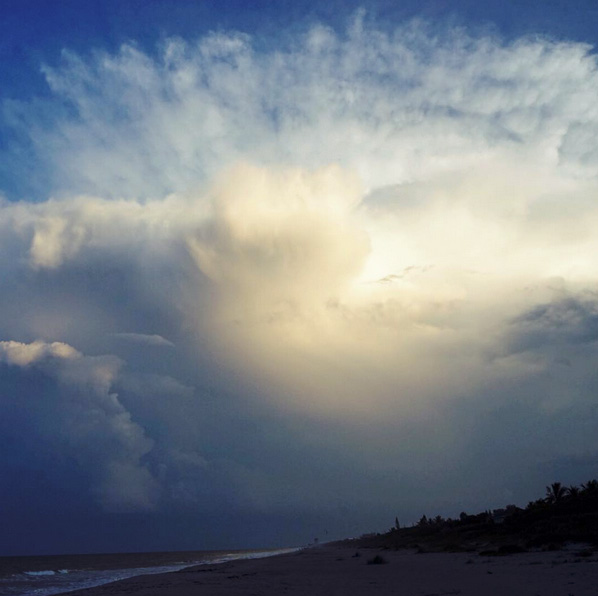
[1,0,598,556]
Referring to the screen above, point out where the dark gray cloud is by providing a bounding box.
[510,296,598,350]
[0,341,159,511]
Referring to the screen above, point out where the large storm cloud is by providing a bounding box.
[2,17,598,551]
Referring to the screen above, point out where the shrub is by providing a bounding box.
[367,555,388,565]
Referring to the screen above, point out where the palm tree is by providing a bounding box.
[566,485,580,499]
[581,479,598,495]
[545,482,566,504]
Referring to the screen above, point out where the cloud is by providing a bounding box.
[4,20,598,202]
[511,296,598,346]
[2,16,598,543]
[0,339,79,366]
[0,339,159,511]
[187,163,368,319]
[111,333,175,347]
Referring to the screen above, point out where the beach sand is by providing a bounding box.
[65,544,598,596]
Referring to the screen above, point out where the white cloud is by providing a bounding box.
[0,339,80,366]
[7,21,594,202]
[2,18,598,520]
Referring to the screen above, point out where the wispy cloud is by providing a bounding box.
[111,333,175,347]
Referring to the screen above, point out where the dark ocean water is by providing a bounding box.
[0,548,300,595]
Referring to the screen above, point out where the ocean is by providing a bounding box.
[0,548,300,595]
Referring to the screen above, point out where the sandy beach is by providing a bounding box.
[64,544,598,596]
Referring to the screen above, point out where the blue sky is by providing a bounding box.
[1,0,598,555]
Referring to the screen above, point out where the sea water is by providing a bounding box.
[0,548,299,595]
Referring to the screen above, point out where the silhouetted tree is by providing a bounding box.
[545,482,566,504]
[526,498,546,511]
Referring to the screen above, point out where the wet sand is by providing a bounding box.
[65,544,598,596]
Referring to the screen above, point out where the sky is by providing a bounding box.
[1,0,598,556]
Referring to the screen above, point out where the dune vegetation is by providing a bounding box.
[345,480,598,554]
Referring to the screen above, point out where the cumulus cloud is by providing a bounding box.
[2,16,598,536]
[0,339,79,366]
[0,339,159,511]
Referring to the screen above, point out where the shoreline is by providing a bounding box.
[62,543,598,596]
